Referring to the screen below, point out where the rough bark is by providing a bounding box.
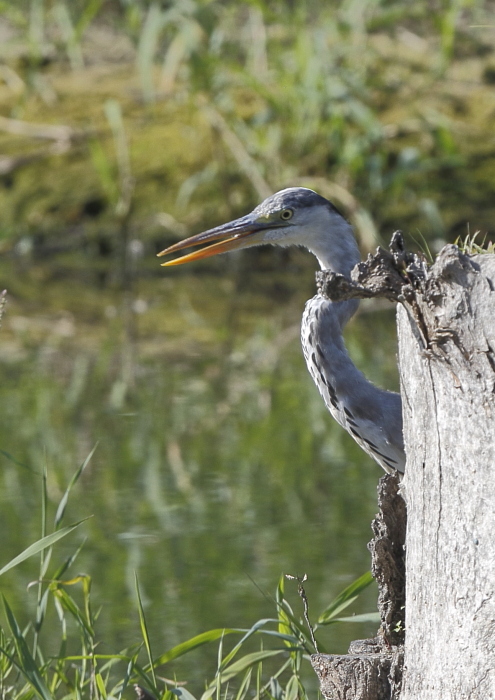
[314,240,495,699]
[369,474,406,649]
[311,474,406,700]
[312,649,400,700]
[397,248,495,699]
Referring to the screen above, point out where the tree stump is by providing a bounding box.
[313,241,495,699]
[398,248,495,698]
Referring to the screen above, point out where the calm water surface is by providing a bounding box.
[0,253,400,688]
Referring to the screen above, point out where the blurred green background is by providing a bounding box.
[0,0,494,693]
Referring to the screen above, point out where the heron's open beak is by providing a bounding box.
[157,215,267,266]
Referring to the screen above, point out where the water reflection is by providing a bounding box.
[0,258,400,687]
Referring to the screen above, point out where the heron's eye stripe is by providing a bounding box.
[280,209,293,220]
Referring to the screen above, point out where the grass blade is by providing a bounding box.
[0,518,91,577]
[134,572,157,689]
[284,674,300,700]
[153,629,242,667]
[55,444,98,527]
[217,650,284,684]
[334,612,380,624]
[51,582,95,639]
[317,571,374,625]
[219,618,289,669]
[3,597,53,700]
[0,449,39,473]
[234,667,252,700]
[95,672,108,699]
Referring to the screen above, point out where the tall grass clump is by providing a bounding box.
[0,450,378,699]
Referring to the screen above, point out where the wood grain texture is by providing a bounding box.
[398,249,495,699]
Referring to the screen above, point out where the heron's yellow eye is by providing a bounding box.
[280,209,293,221]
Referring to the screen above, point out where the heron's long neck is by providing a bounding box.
[306,218,361,329]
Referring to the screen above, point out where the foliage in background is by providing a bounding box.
[0,0,494,273]
[0,456,376,699]
[0,266,397,695]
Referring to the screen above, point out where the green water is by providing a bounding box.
[0,253,400,686]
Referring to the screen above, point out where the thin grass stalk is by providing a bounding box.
[29,0,45,61]
[32,463,48,659]
[134,573,157,692]
[53,1,85,70]
[137,2,164,103]
[215,633,224,700]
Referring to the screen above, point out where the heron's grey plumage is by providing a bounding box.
[253,188,342,217]
[160,186,405,473]
[301,295,405,473]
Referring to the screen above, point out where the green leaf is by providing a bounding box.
[284,674,300,700]
[153,629,242,667]
[51,586,95,639]
[276,576,294,643]
[234,668,252,700]
[217,650,284,684]
[0,449,38,473]
[96,672,108,699]
[52,538,87,581]
[219,618,297,670]
[0,518,90,577]
[276,573,285,607]
[3,597,53,700]
[135,572,157,689]
[55,444,97,527]
[116,654,135,700]
[317,572,375,625]
[199,688,216,700]
[276,601,317,651]
[334,612,380,624]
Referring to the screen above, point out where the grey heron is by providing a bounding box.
[158,187,405,474]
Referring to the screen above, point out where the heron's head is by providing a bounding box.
[158,187,359,272]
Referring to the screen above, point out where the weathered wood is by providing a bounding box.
[312,646,404,700]
[398,248,495,699]
[312,651,395,700]
[315,241,495,698]
[311,474,405,700]
[369,473,406,648]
